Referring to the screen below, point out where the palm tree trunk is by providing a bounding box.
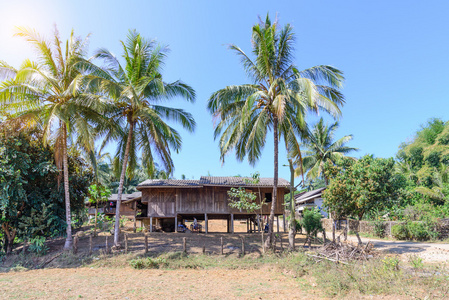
[62,124,73,250]
[265,116,278,250]
[114,121,134,247]
[288,159,296,251]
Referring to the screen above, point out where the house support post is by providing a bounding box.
[231,213,234,234]
[205,213,208,234]
[283,213,286,233]
[133,202,137,233]
[150,217,153,233]
[175,215,178,233]
[276,215,280,233]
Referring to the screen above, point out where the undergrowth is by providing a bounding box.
[124,251,449,298]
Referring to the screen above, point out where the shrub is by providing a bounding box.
[301,208,323,238]
[130,257,167,269]
[408,255,423,269]
[382,256,400,271]
[391,223,409,240]
[373,220,386,238]
[28,236,49,256]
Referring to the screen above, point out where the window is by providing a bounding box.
[265,193,272,202]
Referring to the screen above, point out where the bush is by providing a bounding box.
[28,236,49,256]
[408,221,438,241]
[373,220,386,238]
[130,257,167,269]
[391,223,409,240]
[392,221,438,241]
[301,208,323,238]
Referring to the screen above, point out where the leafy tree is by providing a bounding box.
[207,14,344,248]
[0,129,92,253]
[301,207,323,247]
[298,118,357,184]
[0,28,107,250]
[227,173,267,252]
[87,184,111,236]
[81,30,196,247]
[323,155,399,244]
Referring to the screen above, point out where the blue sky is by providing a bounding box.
[1,1,449,181]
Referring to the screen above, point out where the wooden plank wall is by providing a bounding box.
[141,187,285,217]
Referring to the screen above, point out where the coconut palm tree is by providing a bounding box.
[0,28,108,250]
[80,30,196,247]
[299,118,357,184]
[207,15,345,248]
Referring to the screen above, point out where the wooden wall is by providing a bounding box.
[141,186,285,217]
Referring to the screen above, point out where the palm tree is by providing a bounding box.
[81,30,196,247]
[0,28,107,250]
[207,15,345,248]
[415,164,449,202]
[299,118,357,184]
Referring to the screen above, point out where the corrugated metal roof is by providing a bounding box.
[294,187,326,204]
[199,176,290,187]
[109,192,142,201]
[137,176,290,188]
[137,179,201,188]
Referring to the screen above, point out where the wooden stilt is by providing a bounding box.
[220,237,224,255]
[175,215,178,233]
[150,217,153,233]
[183,237,187,253]
[133,202,137,233]
[231,213,234,234]
[276,215,280,233]
[205,213,208,234]
[283,213,286,232]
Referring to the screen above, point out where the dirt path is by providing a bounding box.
[346,235,449,263]
[0,267,316,299]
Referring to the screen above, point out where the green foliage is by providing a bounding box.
[391,223,410,240]
[298,118,357,181]
[87,184,111,205]
[28,236,49,256]
[130,257,167,269]
[408,255,424,269]
[373,220,386,238]
[382,256,400,271]
[0,130,92,252]
[391,221,438,241]
[228,173,263,213]
[301,208,323,237]
[323,155,400,220]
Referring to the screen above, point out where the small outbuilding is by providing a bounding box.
[294,187,327,217]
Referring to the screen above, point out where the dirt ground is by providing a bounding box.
[0,267,316,299]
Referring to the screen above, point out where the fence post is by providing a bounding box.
[125,233,128,254]
[144,233,148,254]
[22,238,27,255]
[202,243,206,254]
[241,236,245,256]
[105,236,109,254]
[183,237,187,254]
[220,237,224,255]
[89,234,93,255]
[73,236,78,254]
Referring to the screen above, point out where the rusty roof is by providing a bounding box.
[137,176,290,189]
